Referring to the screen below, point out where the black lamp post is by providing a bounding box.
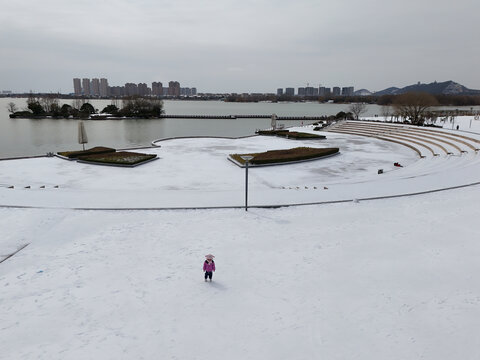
[240,155,254,211]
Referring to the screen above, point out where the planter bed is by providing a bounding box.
[229,147,339,167]
[57,146,116,159]
[256,129,289,136]
[256,129,325,139]
[77,151,157,167]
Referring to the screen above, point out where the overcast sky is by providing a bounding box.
[1,0,479,93]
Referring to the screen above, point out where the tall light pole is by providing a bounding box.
[240,155,254,211]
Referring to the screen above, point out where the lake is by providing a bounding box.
[0,97,478,158]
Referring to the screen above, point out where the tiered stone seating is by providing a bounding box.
[327,121,480,158]
[341,122,478,151]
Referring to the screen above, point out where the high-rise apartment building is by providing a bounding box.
[152,82,163,96]
[298,87,305,96]
[285,87,295,96]
[182,87,195,96]
[341,87,354,96]
[73,78,82,95]
[91,78,100,97]
[168,81,180,97]
[125,83,138,96]
[332,87,341,96]
[138,83,151,96]
[82,78,91,96]
[109,86,125,97]
[305,87,315,96]
[277,88,284,96]
[100,78,109,97]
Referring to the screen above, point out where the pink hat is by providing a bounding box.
[205,254,215,260]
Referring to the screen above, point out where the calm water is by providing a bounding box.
[1,98,478,158]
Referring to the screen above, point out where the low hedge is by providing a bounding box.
[257,129,325,139]
[78,151,157,166]
[9,111,35,118]
[256,129,289,136]
[58,146,116,159]
[230,147,339,165]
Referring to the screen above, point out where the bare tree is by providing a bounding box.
[380,105,391,121]
[424,111,438,125]
[449,115,456,129]
[6,102,17,113]
[26,92,40,107]
[348,103,367,120]
[111,98,120,108]
[72,98,85,110]
[39,94,60,113]
[393,92,438,125]
[26,92,44,115]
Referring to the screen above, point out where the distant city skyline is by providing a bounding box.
[1,1,480,93]
[72,78,197,97]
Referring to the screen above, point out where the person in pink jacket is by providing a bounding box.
[203,254,216,282]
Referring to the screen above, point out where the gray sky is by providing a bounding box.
[1,0,479,93]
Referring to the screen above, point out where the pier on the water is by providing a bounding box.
[158,114,326,120]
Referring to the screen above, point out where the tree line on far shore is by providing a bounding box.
[7,94,164,119]
[225,93,480,107]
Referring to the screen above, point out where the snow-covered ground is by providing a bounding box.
[1,117,480,359]
[2,119,480,209]
[0,130,420,209]
[364,114,480,133]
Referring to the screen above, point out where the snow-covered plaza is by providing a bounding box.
[1,118,480,359]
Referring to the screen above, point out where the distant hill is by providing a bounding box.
[354,89,372,96]
[373,87,400,96]
[373,81,480,96]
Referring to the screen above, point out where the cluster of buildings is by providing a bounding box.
[73,78,197,98]
[277,86,355,97]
